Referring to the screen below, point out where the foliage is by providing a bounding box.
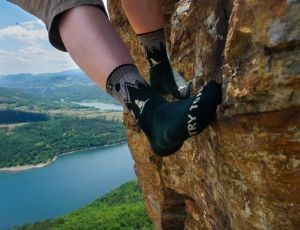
[0,87,77,111]
[0,116,125,167]
[17,180,153,230]
[0,109,49,124]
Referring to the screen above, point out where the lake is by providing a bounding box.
[72,102,123,111]
[0,144,136,230]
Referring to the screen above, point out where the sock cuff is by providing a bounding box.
[106,64,139,93]
[137,28,166,51]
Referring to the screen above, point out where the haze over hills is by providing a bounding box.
[0,69,118,104]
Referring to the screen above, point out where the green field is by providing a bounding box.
[17,180,153,230]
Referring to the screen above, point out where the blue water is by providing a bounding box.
[0,144,136,230]
[72,102,122,111]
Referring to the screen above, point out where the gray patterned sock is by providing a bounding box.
[106,64,157,122]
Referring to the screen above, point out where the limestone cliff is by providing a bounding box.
[108,0,300,229]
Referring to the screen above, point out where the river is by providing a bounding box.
[0,144,135,230]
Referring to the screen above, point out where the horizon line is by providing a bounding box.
[0,67,82,77]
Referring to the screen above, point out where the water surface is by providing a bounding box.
[73,102,122,111]
[0,144,135,230]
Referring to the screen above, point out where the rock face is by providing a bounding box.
[108,0,300,229]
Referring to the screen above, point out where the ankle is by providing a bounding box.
[106,64,157,122]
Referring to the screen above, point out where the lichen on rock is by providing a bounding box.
[108,0,300,229]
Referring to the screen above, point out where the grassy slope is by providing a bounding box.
[17,180,153,230]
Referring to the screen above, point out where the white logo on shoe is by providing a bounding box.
[187,90,203,136]
[150,58,161,66]
[135,99,149,114]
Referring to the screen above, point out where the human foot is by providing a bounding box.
[138,80,222,156]
[106,64,221,156]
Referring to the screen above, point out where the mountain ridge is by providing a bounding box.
[0,69,118,104]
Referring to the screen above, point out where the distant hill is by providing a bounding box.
[17,180,153,230]
[0,69,118,104]
[0,116,125,168]
[0,87,78,111]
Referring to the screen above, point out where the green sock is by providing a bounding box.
[138,29,187,99]
[106,64,222,156]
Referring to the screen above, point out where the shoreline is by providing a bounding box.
[0,141,125,172]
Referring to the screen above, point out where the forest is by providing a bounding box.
[16,180,153,230]
[0,71,125,168]
[0,116,125,168]
[0,109,49,124]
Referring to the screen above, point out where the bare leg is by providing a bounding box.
[59,5,133,89]
[121,0,164,34]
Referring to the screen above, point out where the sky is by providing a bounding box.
[0,1,108,75]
